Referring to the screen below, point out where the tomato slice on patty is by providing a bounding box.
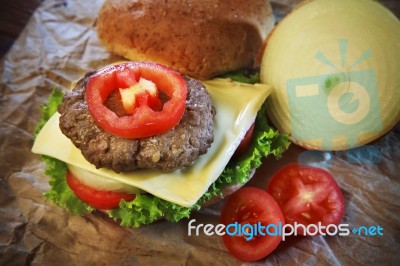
[86,62,187,139]
[220,187,285,262]
[267,164,345,235]
[66,170,135,210]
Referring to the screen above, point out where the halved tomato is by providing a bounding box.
[220,187,285,262]
[66,170,135,210]
[267,164,345,235]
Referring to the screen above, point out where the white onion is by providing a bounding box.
[260,0,400,150]
[68,165,142,194]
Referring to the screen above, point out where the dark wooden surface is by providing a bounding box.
[0,0,44,57]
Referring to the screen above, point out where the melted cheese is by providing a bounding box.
[32,78,272,207]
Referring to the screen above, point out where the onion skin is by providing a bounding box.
[260,0,400,150]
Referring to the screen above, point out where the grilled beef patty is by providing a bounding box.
[58,72,214,173]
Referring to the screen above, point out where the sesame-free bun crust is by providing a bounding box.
[97,0,275,80]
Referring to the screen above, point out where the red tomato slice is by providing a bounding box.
[115,66,137,87]
[66,170,135,210]
[86,62,187,139]
[220,187,285,262]
[267,164,345,235]
[233,123,255,160]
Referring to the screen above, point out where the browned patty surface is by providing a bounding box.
[58,73,214,173]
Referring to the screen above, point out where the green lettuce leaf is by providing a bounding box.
[111,194,191,227]
[220,69,260,84]
[35,89,94,215]
[42,155,94,215]
[35,82,290,227]
[34,89,64,138]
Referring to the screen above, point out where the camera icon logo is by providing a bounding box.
[287,39,382,150]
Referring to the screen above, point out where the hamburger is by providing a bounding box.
[31,0,290,227]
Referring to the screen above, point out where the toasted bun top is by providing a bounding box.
[97,0,275,80]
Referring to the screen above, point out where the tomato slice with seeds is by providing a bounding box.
[66,170,135,210]
[267,164,345,235]
[86,62,187,139]
[220,187,285,262]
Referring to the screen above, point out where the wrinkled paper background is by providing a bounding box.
[1,0,399,265]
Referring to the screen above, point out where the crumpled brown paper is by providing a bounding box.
[1,0,399,265]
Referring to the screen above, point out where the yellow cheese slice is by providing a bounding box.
[32,78,272,207]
